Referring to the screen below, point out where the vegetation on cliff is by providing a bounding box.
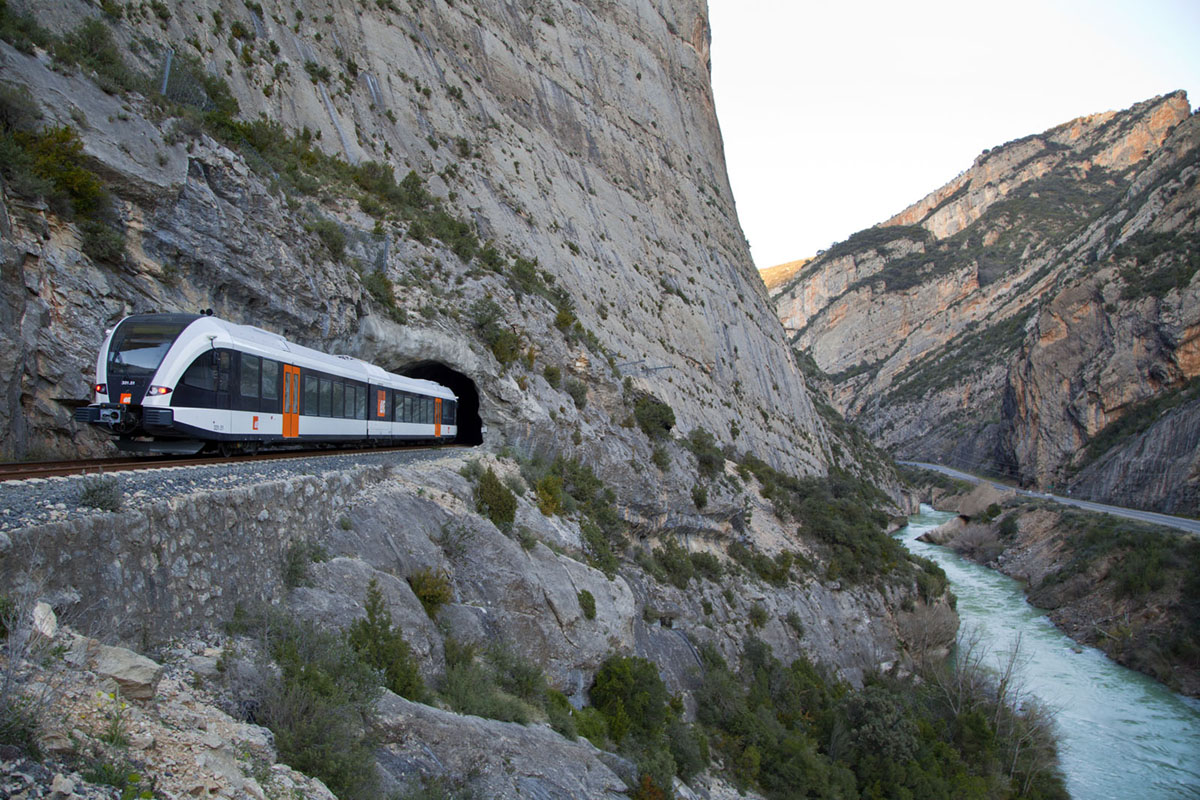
[695,637,1064,800]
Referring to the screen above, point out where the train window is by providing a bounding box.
[320,378,333,417]
[262,360,280,403]
[421,396,431,424]
[344,384,356,419]
[332,381,344,419]
[392,392,402,422]
[403,393,413,423]
[304,374,319,415]
[356,385,367,420]
[215,351,231,393]
[173,349,230,409]
[181,352,216,391]
[241,355,261,400]
[445,400,456,425]
[106,316,194,377]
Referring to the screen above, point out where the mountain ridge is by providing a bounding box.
[772,91,1200,514]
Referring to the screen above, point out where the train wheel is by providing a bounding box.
[219,442,236,458]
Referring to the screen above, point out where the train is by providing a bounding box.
[75,312,458,455]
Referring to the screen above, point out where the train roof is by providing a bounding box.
[124,313,455,401]
[214,318,456,400]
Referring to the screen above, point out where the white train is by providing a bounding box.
[75,313,458,454]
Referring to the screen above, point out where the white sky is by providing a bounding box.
[708,0,1200,269]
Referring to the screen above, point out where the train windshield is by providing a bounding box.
[107,315,198,377]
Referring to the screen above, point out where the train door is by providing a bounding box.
[434,397,442,438]
[283,365,300,438]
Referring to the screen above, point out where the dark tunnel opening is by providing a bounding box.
[399,361,483,446]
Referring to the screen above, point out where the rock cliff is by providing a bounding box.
[772,92,1200,514]
[1,0,829,483]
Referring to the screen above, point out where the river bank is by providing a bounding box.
[934,497,1199,697]
[897,508,1200,800]
[900,466,1200,696]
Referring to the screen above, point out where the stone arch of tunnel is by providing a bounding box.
[398,361,483,446]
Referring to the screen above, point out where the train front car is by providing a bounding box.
[76,312,461,455]
[75,313,207,453]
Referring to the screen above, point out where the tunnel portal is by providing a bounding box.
[399,361,483,446]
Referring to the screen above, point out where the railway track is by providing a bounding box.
[0,443,463,483]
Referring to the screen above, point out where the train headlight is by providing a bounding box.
[146,385,172,396]
[94,383,107,396]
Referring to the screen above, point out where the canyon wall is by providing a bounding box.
[771,92,1200,513]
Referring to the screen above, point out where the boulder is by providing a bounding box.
[957,483,1017,520]
[67,636,164,700]
[373,691,628,799]
[919,516,967,545]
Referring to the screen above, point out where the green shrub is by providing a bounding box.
[691,483,708,509]
[748,602,768,628]
[79,473,122,511]
[486,642,546,703]
[634,395,675,440]
[0,692,41,759]
[565,378,587,409]
[240,610,381,800]
[517,526,538,551]
[362,271,406,324]
[726,541,794,587]
[651,445,670,471]
[469,298,523,366]
[407,568,452,617]
[0,594,12,640]
[684,428,723,478]
[282,540,327,589]
[542,364,562,388]
[475,467,516,531]
[652,538,694,590]
[346,579,426,701]
[0,1,52,54]
[589,655,670,744]
[81,758,154,797]
[54,18,147,95]
[578,589,596,620]
[581,519,619,578]
[573,705,608,747]
[306,217,345,261]
[546,689,577,740]
[689,551,723,581]
[80,219,126,264]
[535,473,564,515]
[439,638,530,723]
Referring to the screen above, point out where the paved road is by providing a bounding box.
[900,460,1200,536]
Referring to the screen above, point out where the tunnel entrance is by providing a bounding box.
[399,361,483,446]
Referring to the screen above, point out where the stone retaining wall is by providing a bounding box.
[1,469,377,644]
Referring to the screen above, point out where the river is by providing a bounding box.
[897,506,1200,799]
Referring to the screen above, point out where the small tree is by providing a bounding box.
[476,467,516,530]
[346,579,426,701]
[634,395,675,440]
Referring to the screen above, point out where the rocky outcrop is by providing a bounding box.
[373,692,628,799]
[771,92,1200,512]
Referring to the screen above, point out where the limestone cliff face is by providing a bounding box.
[772,92,1200,513]
[1,0,827,481]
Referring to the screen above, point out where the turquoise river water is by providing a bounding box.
[897,506,1200,799]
